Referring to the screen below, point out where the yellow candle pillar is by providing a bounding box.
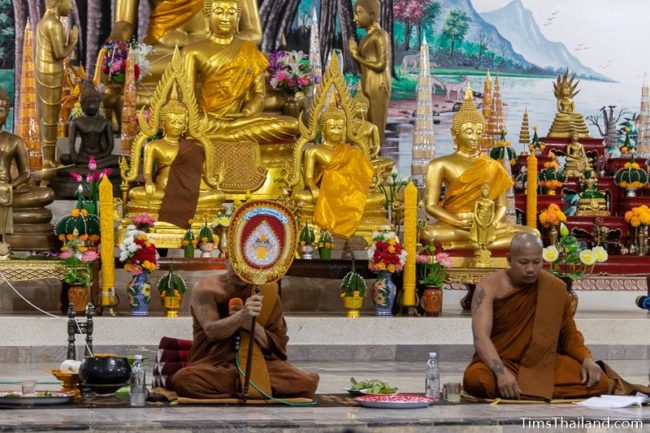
[401,182,418,308]
[526,153,538,229]
[99,175,115,307]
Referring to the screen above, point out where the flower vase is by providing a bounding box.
[420,285,443,317]
[282,93,300,118]
[199,242,214,258]
[342,296,364,318]
[66,284,89,314]
[127,270,151,316]
[549,225,559,246]
[373,271,396,316]
[301,244,314,260]
[638,228,647,256]
[162,295,182,318]
[319,248,332,260]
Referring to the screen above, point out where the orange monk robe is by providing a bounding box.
[444,156,513,214]
[463,271,610,400]
[144,0,203,44]
[314,143,374,239]
[172,281,319,399]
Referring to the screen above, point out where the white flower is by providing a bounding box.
[579,249,596,266]
[542,246,559,263]
[592,246,608,263]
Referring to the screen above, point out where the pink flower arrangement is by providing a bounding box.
[416,245,453,287]
[102,40,152,83]
[60,236,98,285]
[267,50,318,94]
[132,213,155,232]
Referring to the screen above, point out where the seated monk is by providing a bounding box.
[183,0,298,143]
[293,101,384,239]
[172,259,320,399]
[420,85,536,250]
[463,233,650,400]
[60,81,119,168]
[128,96,222,228]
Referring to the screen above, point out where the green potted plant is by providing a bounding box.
[157,268,187,317]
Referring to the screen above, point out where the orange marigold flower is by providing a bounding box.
[70,209,80,217]
[80,209,88,217]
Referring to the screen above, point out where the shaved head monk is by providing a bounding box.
[463,233,609,400]
[172,260,319,399]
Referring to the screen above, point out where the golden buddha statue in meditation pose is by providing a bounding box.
[420,86,537,250]
[110,0,261,102]
[547,69,590,138]
[287,56,388,241]
[182,0,298,143]
[121,49,223,236]
[563,129,592,178]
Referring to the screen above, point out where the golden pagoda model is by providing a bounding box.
[411,36,436,185]
[547,68,590,138]
[518,108,530,154]
[481,71,493,152]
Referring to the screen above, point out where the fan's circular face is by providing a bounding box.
[227,200,297,284]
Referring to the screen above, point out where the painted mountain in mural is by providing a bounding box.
[428,0,535,68]
[480,0,610,81]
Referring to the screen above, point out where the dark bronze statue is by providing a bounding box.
[60,81,119,168]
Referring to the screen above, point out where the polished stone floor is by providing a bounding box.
[1,360,649,432]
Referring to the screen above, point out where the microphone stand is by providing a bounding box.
[242,284,261,403]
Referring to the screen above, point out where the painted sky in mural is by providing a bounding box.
[473,0,649,83]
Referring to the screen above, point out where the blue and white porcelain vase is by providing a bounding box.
[373,271,396,316]
[128,270,151,316]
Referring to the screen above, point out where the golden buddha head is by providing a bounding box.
[320,102,347,146]
[352,93,369,119]
[45,0,72,16]
[160,98,189,139]
[451,85,485,155]
[204,0,241,36]
[354,0,380,26]
[0,87,10,127]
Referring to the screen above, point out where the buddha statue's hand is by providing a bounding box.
[222,111,250,120]
[70,26,79,46]
[108,21,134,42]
[310,187,320,203]
[348,38,358,57]
[145,182,155,196]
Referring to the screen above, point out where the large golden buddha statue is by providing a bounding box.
[547,69,590,138]
[287,56,389,242]
[182,0,298,143]
[120,48,224,244]
[420,86,537,250]
[110,0,261,103]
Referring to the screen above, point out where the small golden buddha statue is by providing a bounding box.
[547,69,590,138]
[348,0,391,145]
[0,88,56,250]
[576,170,609,216]
[350,93,393,183]
[420,85,537,250]
[36,0,79,168]
[563,129,592,178]
[110,0,261,103]
[182,0,298,143]
[469,183,496,267]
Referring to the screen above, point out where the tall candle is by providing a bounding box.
[402,182,418,307]
[99,176,115,305]
[526,153,538,229]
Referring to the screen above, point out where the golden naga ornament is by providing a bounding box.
[547,68,590,138]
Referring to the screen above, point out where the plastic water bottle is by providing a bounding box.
[130,355,147,407]
[425,351,441,400]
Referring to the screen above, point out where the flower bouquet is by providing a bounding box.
[624,205,650,255]
[542,224,608,282]
[416,245,453,287]
[538,203,567,245]
[119,225,158,315]
[59,234,98,313]
[538,151,566,195]
[132,212,155,232]
[101,40,152,83]
[267,50,318,94]
[368,230,407,316]
[317,230,334,260]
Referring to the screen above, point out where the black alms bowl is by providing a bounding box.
[79,356,132,394]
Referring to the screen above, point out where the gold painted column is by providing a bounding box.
[526,153,538,229]
[98,175,117,315]
[121,48,137,156]
[401,182,418,313]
